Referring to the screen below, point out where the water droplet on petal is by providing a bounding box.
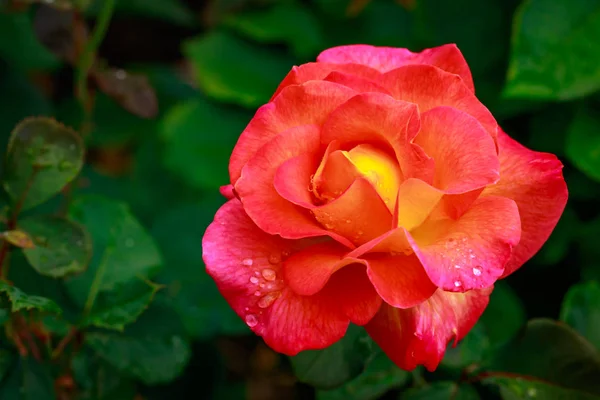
[258,291,280,308]
[254,271,260,276]
[249,276,259,284]
[472,267,481,276]
[268,254,281,264]
[242,258,253,266]
[254,291,261,296]
[262,269,276,281]
[454,264,461,269]
[259,283,265,288]
[454,281,462,288]
[345,219,351,224]
[245,314,258,327]
[469,254,476,259]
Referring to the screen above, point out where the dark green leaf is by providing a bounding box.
[533,206,578,266]
[291,324,374,389]
[85,332,191,385]
[66,196,162,307]
[223,2,323,58]
[488,319,600,396]
[0,358,56,400]
[0,349,15,383]
[560,281,600,351]
[152,202,248,339]
[442,322,490,369]
[3,117,84,210]
[0,281,61,314]
[483,376,600,400]
[72,350,137,400]
[504,0,600,100]
[317,351,409,400]
[566,105,600,182]
[86,0,196,27]
[479,282,526,348]
[400,382,480,400]
[80,280,161,331]
[19,215,91,278]
[159,98,251,190]
[183,31,295,108]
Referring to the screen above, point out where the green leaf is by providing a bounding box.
[66,196,162,308]
[152,202,248,339]
[86,0,196,27]
[0,358,56,400]
[84,332,191,385]
[317,351,409,400]
[291,324,375,389]
[483,376,600,400]
[223,2,323,58]
[80,280,162,331]
[400,382,480,400]
[19,215,91,278]
[479,281,526,348]
[183,31,295,108]
[442,322,490,369]
[72,349,137,400]
[3,117,84,210]
[533,206,578,266]
[0,13,60,71]
[0,281,61,314]
[566,105,600,182]
[504,0,600,100]
[560,281,600,351]
[159,97,251,190]
[0,349,15,384]
[488,319,600,396]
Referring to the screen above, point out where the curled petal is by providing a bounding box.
[365,287,492,371]
[317,44,475,92]
[378,65,497,141]
[203,200,349,355]
[230,81,356,183]
[483,129,568,277]
[219,184,235,200]
[396,178,443,231]
[409,196,521,291]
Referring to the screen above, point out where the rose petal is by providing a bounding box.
[365,253,436,308]
[320,92,433,183]
[323,71,391,94]
[409,196,521,291]
[483,129,568,277]
[203,200,349,355]
[236,124,354,248]
[230,81,356,183]
[274,153,319,208]
[378,65,497,141]
[317,44,475,92]
[312,149,361,203]
[415,106,499,193]
[219,184,235,200]
[396,178,443,231]
[365,287,492,371]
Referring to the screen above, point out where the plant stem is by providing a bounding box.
[52,327,78,360]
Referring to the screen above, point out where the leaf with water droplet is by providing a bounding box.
[65,196,162,308]
[2,230,35,248]
[19,215,91,278]
[482,376,600,400]
[0,281,61,314]
[3,117,83,210]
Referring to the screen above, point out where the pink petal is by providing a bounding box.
[483,129,568,277]
[202,200,350,355]
[365,287,492,371]
[229,81,356,184]
[219,184,235,200]
[235,124,354,248]
[409,196,521,291]
[415,107,499,193]
[317,43,474,91]
[378,65,497,142]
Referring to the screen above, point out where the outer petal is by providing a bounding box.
[317,43,474,91]
[202,200,349,354]
[229,81,356,183]
[235,125,352,248]
[415,107,499,193]
[409,196,521,292]
[365,287,492,371]
[378,65,497,141]
[364,253,436,308]
[219,184,235,200]
[483,129,568,277]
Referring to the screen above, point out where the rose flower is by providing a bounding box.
[202,44,568,370]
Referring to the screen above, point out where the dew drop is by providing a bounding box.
[262,269,276,281]
[254,291,261,296]
[268,254,281,264]
[254,271,260,276]
[454,264,461,269]
[245,314,258,327]
[454,281,462,287]
[259,283,265,288]
[469,254,476,259]
[472,267,482,276]
[249,276,259,284]
[244,307,249,311]
[125,238,135,248]
[258,291,280,308]
[527,387,537,397]
[345,219,351,224]
[242,258,253,266]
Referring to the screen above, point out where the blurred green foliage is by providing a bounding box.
[0,0,597,399]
